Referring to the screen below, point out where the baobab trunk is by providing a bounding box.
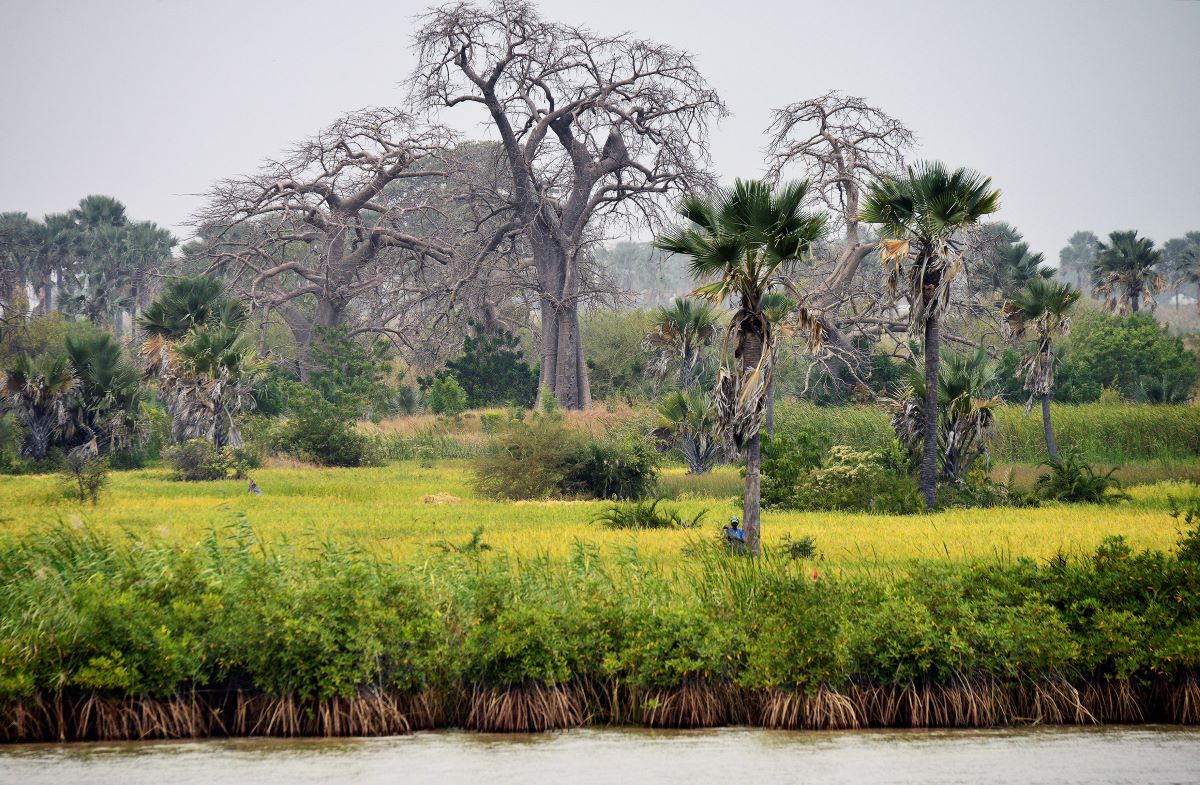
[920,315,940,509]
[1041,392,1058,459]
[533,233,591,409]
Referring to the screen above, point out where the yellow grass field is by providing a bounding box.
[2,460,1195,573]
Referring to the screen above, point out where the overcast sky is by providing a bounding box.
[1,0,1197,261]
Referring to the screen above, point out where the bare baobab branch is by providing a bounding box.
[410,0,727,408]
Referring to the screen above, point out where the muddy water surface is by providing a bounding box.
[1,725,1198,785]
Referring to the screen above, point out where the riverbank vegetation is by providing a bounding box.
[1,507,1197,741]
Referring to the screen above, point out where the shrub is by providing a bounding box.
[1035,454,1130,504]
[0,413,21,473]
[277,386,380,467]
[165,439,252,481]
[59,449,109,504]
[474,415,657,500]
[1170,496,1200,564]
[442,322,538,408]
[766,440,920,514]
[937,469,1038,509]
[761,428,828,509]
[427,376,468,416]
[1061,311,1198,402]
[308,325,397,421]
[778,534,817,560]
[794,446,922,514]
[563,438,658,500]
[594,499,705,530]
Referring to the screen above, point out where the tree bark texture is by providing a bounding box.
[1041,392,1058,459]
[921,315,940,509]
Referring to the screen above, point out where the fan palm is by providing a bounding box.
[65,331,146,453]
[70,194,128,230]
[139,276,254,448]
[1093,230,1163,314]
[991,242,1053,297]
[655,179,827,555]
[140,276,244,338]
[1004,278,1081,458]
[859,161,1001,507]
[651,387,725,475]
[892,348,1002,483]
[3,353,78,460]
[1178,246,1200,315]
[644,297,721,389]
[760,291,796,437]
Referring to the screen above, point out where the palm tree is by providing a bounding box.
[859,161,1001,508]
[1176,245,1200,315]
[655,179,827,556]
[991,242,1052,297]
[644,297,721,389]
[71,195,128,230]
[124,222,175,328]
[760,291,796,436]
[1058,231,1100,295]
[140,276,254,448]
[651,387,725,474]
[892,348,1002,483]
[1004,278,1081,458]
[3,353,78,460]
[65,331,145,454]
[1093,230,1163,314]
[0,212,38,314]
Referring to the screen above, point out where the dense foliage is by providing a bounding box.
[275,385,380,468]
[440,323,538,408]
[0,519,1197,729]
[474,413,657,500]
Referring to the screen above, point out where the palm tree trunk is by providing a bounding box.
[1041,392,1058,459]
[920,315,940,509]
[743,431,763,557]
[742,330,765,557]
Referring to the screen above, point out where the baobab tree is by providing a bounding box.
[410,0,726,408]
[196,108,519,378]
[764,92,920,389]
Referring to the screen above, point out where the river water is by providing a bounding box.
[1,726,1197,785]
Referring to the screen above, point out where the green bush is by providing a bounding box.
[277,386,380,467]
[473,414,657,500]
[764,441,920,514]
[0,413,22,474]
[442,322,538,408]
[1,517,1199,710]
[427,376,468,416]
[165,439,254,481]
[1060,311,1198,402]
[1035,454,1129,504]
[308,326,399,421]
[761,428,828,509]
[59,449,109,504]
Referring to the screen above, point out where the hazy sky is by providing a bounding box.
[1,0,1197,261]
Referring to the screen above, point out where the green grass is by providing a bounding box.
[3,460,1196,573]
[774,401,1200,464]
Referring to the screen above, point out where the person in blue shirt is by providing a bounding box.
[723,515,746,555]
